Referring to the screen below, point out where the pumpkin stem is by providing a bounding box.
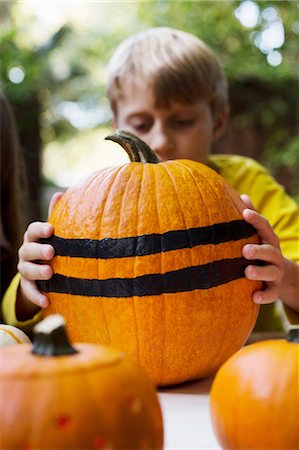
[32,315,78,356]
[287,325,299,343]
[105,130,160,164]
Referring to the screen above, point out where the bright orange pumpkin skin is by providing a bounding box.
[41,157,261,385]
[210,337,299,450]
[0,342,163,450]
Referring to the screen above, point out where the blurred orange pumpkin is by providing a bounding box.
[40,130,261,385]
[0,315,163,450]
[210,327,299,450]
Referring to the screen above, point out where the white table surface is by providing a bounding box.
[158,376,220,450]
[157,332,285,450]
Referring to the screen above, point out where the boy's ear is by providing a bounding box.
[212,107,229,142]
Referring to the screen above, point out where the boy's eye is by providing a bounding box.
[133,123,149,132]
[172,118,195,128]
[129,120,151,133]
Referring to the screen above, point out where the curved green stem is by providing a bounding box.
[105,130,160,164]
[32,315,78,356]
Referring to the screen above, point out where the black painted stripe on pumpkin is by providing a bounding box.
[41,220,256,259]
[38,257,258,297]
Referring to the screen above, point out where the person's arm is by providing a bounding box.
[241,194,299,313]
[280,257,299,311]
[2,192,63,324]
[2,273,42,331]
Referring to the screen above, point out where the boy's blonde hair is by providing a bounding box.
[106,27,229,117]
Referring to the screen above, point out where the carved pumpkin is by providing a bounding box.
[210,327,299,450]
[40,130,262,385]
[0,315,163,450]
[0,324,31,348]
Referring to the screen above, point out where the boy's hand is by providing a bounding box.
[241,194,284,305]
[18,222,54,308]
[17,192,63,309]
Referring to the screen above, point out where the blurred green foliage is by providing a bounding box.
[137,0,299,78]
[0,0,298,200]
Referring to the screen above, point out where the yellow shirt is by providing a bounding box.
[2,272,41,334]
[209,154,299,264]
[209,154,299,330]
[2,155,299,331]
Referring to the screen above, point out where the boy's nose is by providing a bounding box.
[150,128,175,161]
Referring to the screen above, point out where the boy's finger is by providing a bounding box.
[252,285,279,304]
[21,279,49,308]
[24,222,53,243]
[18,243,54,263]
[243,243,282,266]
[240,194,255,211]
[242,209,280,247]
[48,191,64,218]
[18,261,53,281]
[245,263,282,283]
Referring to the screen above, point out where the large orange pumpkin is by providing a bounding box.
[210,327,299,450]
[40,130,262,385]
[0,315,163,450]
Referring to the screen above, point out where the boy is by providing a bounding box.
[3,27,299,332]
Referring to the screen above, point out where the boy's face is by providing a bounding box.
[114,81,227,164]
